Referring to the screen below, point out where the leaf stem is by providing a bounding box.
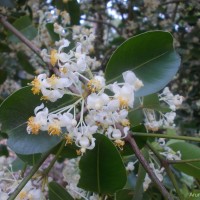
[132,132,200,142]
[8,150,52,200]
[43,140,65,176]
[125,134,172,200]
[167,158,200,164]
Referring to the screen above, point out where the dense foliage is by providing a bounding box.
[0,0,200,200]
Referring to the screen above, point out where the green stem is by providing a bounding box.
[167,158,200,164]
[43,140,65,176]
[20,163,28,178]
[147,142,183,199]
[8,150,52,200]
[132,132,200,142]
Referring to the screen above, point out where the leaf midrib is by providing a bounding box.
[106,50,169,84]
[49,187,64,200]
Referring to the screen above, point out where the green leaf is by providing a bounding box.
[0,144,9,157]
[11,157,25,171]
[17,51,36,75]
[46,23,60,41]
[17,153,42,165]
[0,42,11,52]
[48,181,74,200]
[143,93,171,113]
[78,133,127,194]
[105,31,180,97]
[0,69,7,85]
[169,142,200,178]
[8,16,37,43]
[52,142,79,159]
[53,0,80,25]
[116,189,134,200]
[0,86,79,154]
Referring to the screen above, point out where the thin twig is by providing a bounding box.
[147,142,183,199]
[81,17,121,35]
[167,158,200,164]
[0,14,41,57]
[125,134,172,200]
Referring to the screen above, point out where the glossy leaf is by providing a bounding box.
[0,144,9,157]
[17,51,36,75]
[116,189,134,200]
[0,86,79,154]
[46,23,60,41]
[78,133,127,194]
[17,153,42,166]
[8,16,37,43]
[52,142,79,159]
[48,181,74,200]
[143,93,171,113]
[105,31,180,97]
[169,142,200,178]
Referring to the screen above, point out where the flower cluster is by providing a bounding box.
[0,156,45,200]
[27,69,143,154]
[144,87,184,131]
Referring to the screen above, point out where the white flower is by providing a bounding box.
[27,104,48,134]
[76,136,96,153]
[111,83,135,108]
[87,93,109,110]
[126,162,135,171]
[122,71,143,91]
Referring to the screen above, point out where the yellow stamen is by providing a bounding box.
[40,96,49,101]
[87,79,101,93]
[50,49,58,66]
[60,67,68,74]
[76,149,82,155]
[118,97,128,108]
[31,77,41,95]
[48,123,61,136]
[121,119,130,127]
[48,74,59,86]
[114,139,125,150]
[18,191,27,199]
[65,135,73,145]
[27,116,40,135]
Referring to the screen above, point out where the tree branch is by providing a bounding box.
[81,17,121,35]
[0,14,41,58]
[147,142,183,199]
[125,134,172,200]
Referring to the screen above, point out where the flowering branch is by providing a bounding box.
[125,134,172,200]
[147,142,183,199]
